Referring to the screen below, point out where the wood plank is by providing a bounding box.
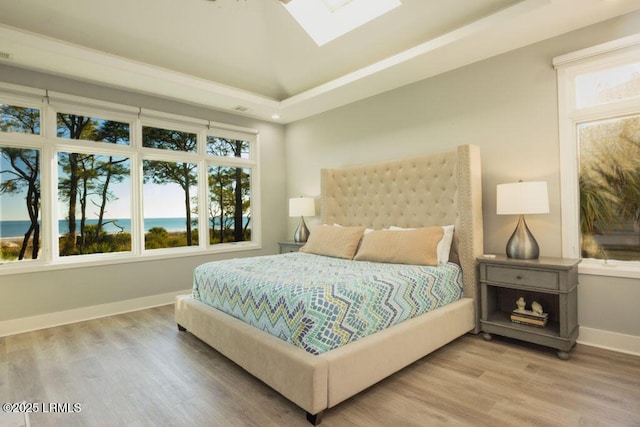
[1,305,638,426]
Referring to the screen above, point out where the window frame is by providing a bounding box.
[0,90,48,267]
[555,34,640,279]
[203,127,259,249]
[0,84,261,275]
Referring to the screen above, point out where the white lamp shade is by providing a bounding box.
[289,197,316,217]
[496,181,549,215]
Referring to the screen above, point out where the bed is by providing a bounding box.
[175,144,483,424]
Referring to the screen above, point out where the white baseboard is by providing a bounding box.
[0,289,191,338]
[577,326,640,357]
[3,296,639,358]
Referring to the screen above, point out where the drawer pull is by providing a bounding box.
[516,275,523,280]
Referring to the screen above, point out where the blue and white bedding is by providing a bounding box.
[192,252,463,355]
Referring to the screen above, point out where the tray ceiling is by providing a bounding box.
[0,0,639,123]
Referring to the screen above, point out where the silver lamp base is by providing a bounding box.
[294,216,310,243]
[506,215,540,259]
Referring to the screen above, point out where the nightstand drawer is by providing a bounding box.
[486,265,558,290]
[278,241,305,253]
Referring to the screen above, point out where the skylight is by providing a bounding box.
[281,0,401,46]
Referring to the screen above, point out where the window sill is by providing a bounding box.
[579,259,640,280]
[0,241,262,276]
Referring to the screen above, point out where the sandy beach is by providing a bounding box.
[0,237,22,248]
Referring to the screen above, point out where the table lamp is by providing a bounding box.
[496,181,549,259]
[289,197,315,242]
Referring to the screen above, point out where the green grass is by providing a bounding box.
[597,244,640,262]
[2,227,253,262]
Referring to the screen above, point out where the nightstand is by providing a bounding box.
[478,255,580,360]
[278,241,305,253]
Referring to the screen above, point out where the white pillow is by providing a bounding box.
[439,225,455,264]
[388,225,454,264]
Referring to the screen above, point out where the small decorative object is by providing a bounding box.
[496,180,549,259]
[510,314,548,328]
[531,301,543,315]
[289,197,315,243]
[511,299,548,328]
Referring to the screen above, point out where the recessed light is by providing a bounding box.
[271,113,281,120]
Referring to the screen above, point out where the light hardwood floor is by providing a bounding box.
[1,305,639,427]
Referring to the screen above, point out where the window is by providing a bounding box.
[142,159,199,249]
[0,86,260,272]
[142,126,196,152]
[1,100,42,263]
[57,151,132,256]
[1,146,41,261]
[55,112,133,257]
[208,165,251,245]
[206,134,252,245]
[1,104,40,135]
[578,115,640,262]
[281,0,401,46]
[57,113,130,145]
[555,35,640,277]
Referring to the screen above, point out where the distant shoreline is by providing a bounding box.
[1,217,246,241]
[1,229,190,239]
[0,237,21,248]
[1,229,191,248]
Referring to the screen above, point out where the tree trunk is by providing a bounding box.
[79,172,90,252]
[31,152,40,259]
[233,141,244,242]
[66,153,79,254]
[96,157,114,243]
[218,181,224,243]
[183,163,192,246]
[234,167,243,241]
[18,225,33,260]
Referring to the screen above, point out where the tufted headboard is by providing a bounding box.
[320,145,483,316]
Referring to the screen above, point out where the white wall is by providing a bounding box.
[285,11,640,353]
[0,65,287,327]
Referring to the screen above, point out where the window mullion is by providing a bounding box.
[197,130,207,249]
[207,156,256,168]
[571,101,640,124]
[199,158,209,249]
[42,100,58,264]
[129,116,143,255]
[250,134,261,246]
[557,65,580,259]
[43,143,59,264]
[130,151,143,255]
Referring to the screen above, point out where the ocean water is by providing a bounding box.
[1,218,193,238]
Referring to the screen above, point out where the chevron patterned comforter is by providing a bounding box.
[192,252,463,355]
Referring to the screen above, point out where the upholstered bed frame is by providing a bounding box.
[175,144,483,424]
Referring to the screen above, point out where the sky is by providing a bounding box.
[1,112,244,223]
[576,62,640,108]
[1,149,199,221]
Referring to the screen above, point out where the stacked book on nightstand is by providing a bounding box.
[510,309,548,328]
